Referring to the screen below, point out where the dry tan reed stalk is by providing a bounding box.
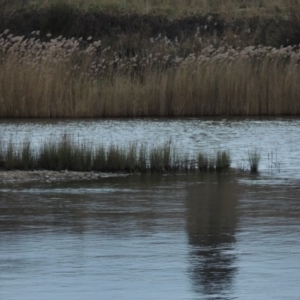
[1,31,300,117]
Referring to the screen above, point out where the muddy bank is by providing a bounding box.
[0,170,128,184]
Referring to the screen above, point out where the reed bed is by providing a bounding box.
[248,148,261,172]
[1,29,300,117]
[0,134,238,173]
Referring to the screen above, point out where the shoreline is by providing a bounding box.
[0,167,248,184]
[0,170,129,184]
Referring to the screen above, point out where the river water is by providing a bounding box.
[0,117,299,177]
[1,118,300,299]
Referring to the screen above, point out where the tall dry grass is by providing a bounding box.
[1,30,300,117]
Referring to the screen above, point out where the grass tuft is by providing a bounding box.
[20,140,35,170]
[216,150,231,171]
[248,149,260,173]
[197,152,208,171]
[0,134,262,174]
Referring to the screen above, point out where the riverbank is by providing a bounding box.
[0,170,129,183]
[0,166,250,183]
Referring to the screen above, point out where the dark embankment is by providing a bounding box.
[2,4,300,48]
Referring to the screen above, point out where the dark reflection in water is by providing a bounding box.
[1,174,300,299]
[186,173,239,299]
[0,176,187,236]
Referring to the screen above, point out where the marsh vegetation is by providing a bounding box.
[1,0,300,117]
[0,134,242,173]
[2,30,300,117]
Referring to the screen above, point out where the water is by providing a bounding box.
[1,118,300,299]
[0,117,299,177]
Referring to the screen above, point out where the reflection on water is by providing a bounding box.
[1,174,300,299]
[186,174,238,299]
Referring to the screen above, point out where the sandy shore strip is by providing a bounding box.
[0,170,129,183]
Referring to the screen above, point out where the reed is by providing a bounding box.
[39,140,59,170]
[20,140,35,170]
[0,135,261,174]
[93,145,106,171]
[0,140,3,168]
[125,143,138,173]
[138,144,147,173]
[248,149,261,173]
[149,147,164,172]
[208,156,216,171]
[149,142,179,172]
[3,140,17,170]
[197,153,208,171]
[216,150,231,171]
[2,29,300,118]
[0,138,35,170]
[73,143,93,171]
[106,145,126,172]
[197,151,232,171]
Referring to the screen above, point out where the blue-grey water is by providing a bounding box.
[1,118,300,299]
[0,117,299,178]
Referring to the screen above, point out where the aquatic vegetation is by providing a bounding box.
[216,150,231,171]
[106,145,126,172]
[93,146,106,172]
[3,140,16,170]
[0,134,237,173]
[20,140,36,170]
[197,153,208,171]
[197,150,231,171]
[0,135,239,173]
[138,145,147,173]
[248,149,261,173]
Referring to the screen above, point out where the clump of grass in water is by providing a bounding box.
[0,140,4,168]
[20,140,35,170]
[0,134,257,174]
[208,156,215,171]
[73,143,93,171]
[179,153,190,171]
[197,151,231,172]
[138,144,147,173]
[106,145,126,172]
[38,134,94,171]
[93,145,106,171]
[248,149,260,172]
[39,140,59,170]
[4,139,17,170]
[216,150,231,171]
[197,152,208,171]
[125,143,138,173]
[57,134,74,170]
[149,142,178,172]
[149,147,163,172]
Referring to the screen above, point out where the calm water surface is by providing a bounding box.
[1,118,300,299]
